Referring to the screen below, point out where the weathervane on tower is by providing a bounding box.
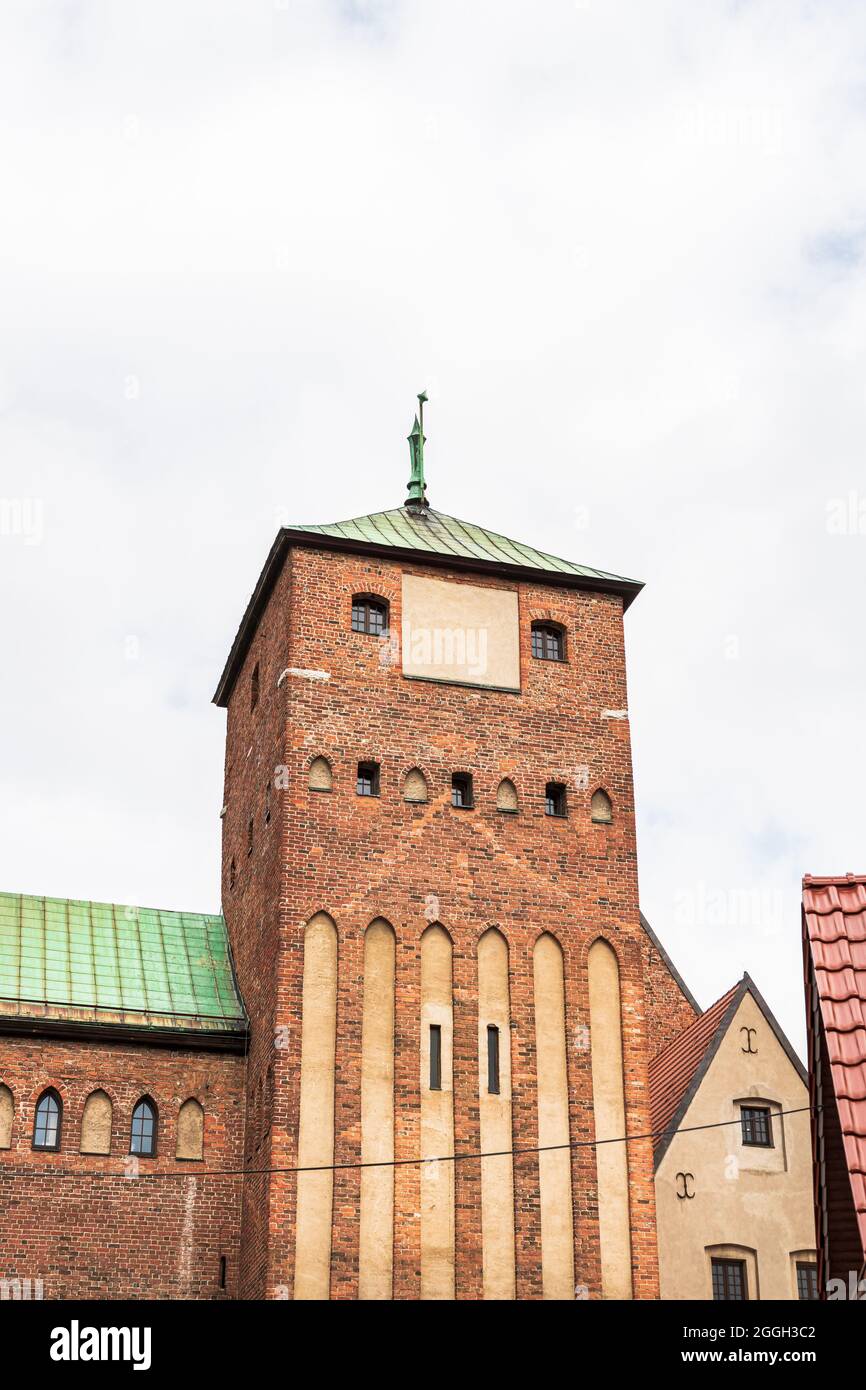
[406,390,429,509]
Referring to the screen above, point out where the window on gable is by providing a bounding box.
[250,662,260,712]
[247,816,254,856]
[741,1105,773,1148]
[711,1257,747,1301]
[33,1089,62,1151]
[531,622,565,662]
[351,595,389,637]
[264,782,271,826]
[130,1098,157,1157]
[451,772,474,809]
[229,857,237,890]
[357,761,380,797]
[545,782,567,817]
[487,1025,501,1095]
[796,1262,818,1301]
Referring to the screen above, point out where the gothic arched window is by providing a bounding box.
[33,1088,62,1151]
[130,1097,158,1157]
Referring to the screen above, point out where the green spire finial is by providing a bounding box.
[406,390,428,508]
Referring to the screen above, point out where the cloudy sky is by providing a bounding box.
[2,0,865,1051]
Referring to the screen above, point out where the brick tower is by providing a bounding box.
[214,398,695,1300]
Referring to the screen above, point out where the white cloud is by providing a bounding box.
[2,0,866,1050]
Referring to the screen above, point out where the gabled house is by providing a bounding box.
[651,974,817,1300]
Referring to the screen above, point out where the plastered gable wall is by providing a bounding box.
[655,992,814,1300]
[222,541,670,1300]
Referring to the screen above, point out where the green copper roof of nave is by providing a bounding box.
[0,892,246,1036]
[284,505,641,588]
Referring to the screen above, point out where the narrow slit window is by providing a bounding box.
[545,782,567,817]
[487,1025,500,1095]
[356,761,380,797]
[247,816,254,856]
[219,1256,227,1290]
[429,1024,442,1091]
[451,772,474,809]
[741,1105,773,1148]
[250,662,260,712]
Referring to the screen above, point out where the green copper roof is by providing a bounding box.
[284,505,640,587]
[0,893,246,1037]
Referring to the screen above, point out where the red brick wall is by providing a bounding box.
[641,932,699,1057]
[219,556,294,1298]
[222,542,680,1299]
[0,1034,245,1299]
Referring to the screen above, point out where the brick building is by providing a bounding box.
[0,897,247,1299]
[2,402,718,1300]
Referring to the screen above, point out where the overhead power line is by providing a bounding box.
[2,1105,816,1182]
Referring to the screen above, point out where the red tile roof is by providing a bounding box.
[803,873,866,1262]
[649,980,741,1140]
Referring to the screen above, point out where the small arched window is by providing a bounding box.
[496,778,518,812]
[308,756,333,791]
[351,595,389,637]
[130,1097,157,1157]
[357,761,381,797]
[531,622,566,662]
[403,767,428,803]
[451,771,474,809]
[33,1088,62,1151]
[545,781,567,817]
[250,661,260,712]
[591,788,613,823]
